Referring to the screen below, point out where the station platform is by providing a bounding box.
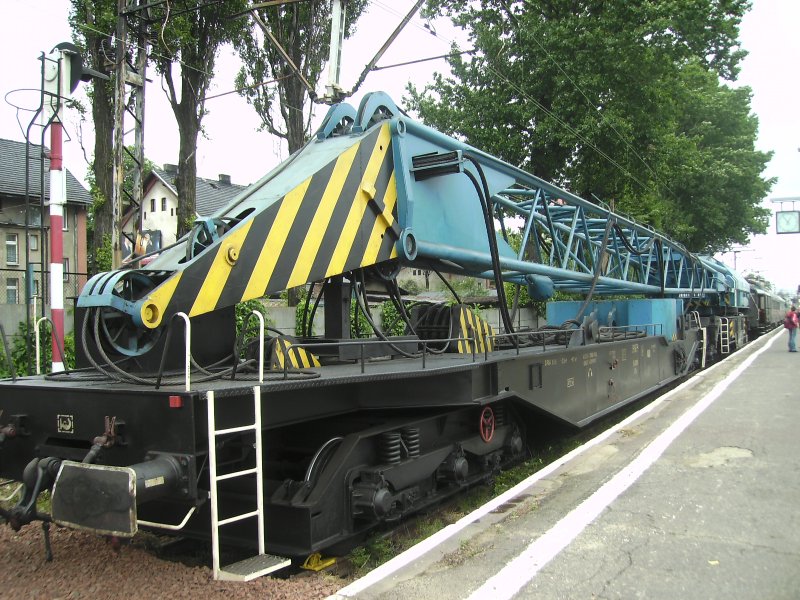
[330,328,799,599]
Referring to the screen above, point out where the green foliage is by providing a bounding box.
[409,0,772,253]
[350,302,372,339]
[0,321,76,378]
[504,281,533,307]
[348,534,405,575]
[444,277,486,301]
[92,234,113,274]
[235,299,272,334]
[399,278,421,295]
[380,301,407,336]
[295,296,316,337]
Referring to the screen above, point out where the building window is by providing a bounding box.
[151,198,156,212]
[29,233,38,251]
[170,208,174,216]
[63,258,69,282]
[62,209,69,231]
[6,233,18,265]
[161,197,167,211]
[6,278,18,304]
[33,279,39,297]
[143,211,147,221]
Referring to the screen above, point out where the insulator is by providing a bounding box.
[379,432,402,465]
[401,427,420,458]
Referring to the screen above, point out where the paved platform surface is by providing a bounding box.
[331,328,800,599]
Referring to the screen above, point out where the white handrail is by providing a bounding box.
[34,316,48,375]
[254,385,265,556]
[174,312,191,391]
[137,506,197,531]
[207,389,221,579]
[252,310,265,383]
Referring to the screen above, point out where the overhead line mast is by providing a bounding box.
[111,0,149,269]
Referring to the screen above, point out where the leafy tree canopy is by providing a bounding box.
[408,0,773,253]
[148,0,249,237]
[236,0,369,153]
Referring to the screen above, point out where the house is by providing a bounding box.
[0,138,91,338]
[121,164,248,255]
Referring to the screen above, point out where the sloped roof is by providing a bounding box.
[149,166,248,216]
[0,138,92,205]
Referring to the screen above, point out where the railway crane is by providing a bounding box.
[0,93,753,579]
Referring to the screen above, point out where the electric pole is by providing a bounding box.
[111,0,149,268]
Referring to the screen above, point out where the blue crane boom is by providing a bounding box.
[77,92,747,354]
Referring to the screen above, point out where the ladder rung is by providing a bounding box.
[215,467,258,482]
[214,424,257,436]
[218,510,259,527]
[218,554,291,582]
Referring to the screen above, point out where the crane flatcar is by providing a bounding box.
[0,93,776,577]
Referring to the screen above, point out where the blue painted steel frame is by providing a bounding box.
[389,107,746,306]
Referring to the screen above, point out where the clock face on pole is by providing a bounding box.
[776,211,800,234]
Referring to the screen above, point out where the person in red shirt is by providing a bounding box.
[785,306,799,352]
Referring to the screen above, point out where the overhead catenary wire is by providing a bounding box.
[372,49,476,72]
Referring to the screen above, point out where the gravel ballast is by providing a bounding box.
[0,523,347,599]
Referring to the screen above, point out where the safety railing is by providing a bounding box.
[34,316,70,375]
[144,312,673,389]
[155,312,192,391]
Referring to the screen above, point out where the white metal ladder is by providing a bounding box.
[690,311,707,369]
[718,317,731,355]
[207,387,290,581]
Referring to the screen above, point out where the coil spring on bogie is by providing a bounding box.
[401,427,420,458]
[380,432,403,465]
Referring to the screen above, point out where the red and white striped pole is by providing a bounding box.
[48,121,65,372]
[42,43,106,372]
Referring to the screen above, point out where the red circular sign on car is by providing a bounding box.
[479,406,495,443]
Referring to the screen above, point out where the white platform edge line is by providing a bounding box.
[329,330,779,599]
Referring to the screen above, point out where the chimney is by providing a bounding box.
[163,163,178,175]
[218,174,231,185]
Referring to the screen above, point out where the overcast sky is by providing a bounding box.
[1,0,797,292]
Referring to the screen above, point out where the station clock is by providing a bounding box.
[776,211,800,234]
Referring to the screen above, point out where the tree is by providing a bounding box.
[149,1,248,238]
[68,0,116,250]
[408,0,772,252]
[235,0,369,154]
